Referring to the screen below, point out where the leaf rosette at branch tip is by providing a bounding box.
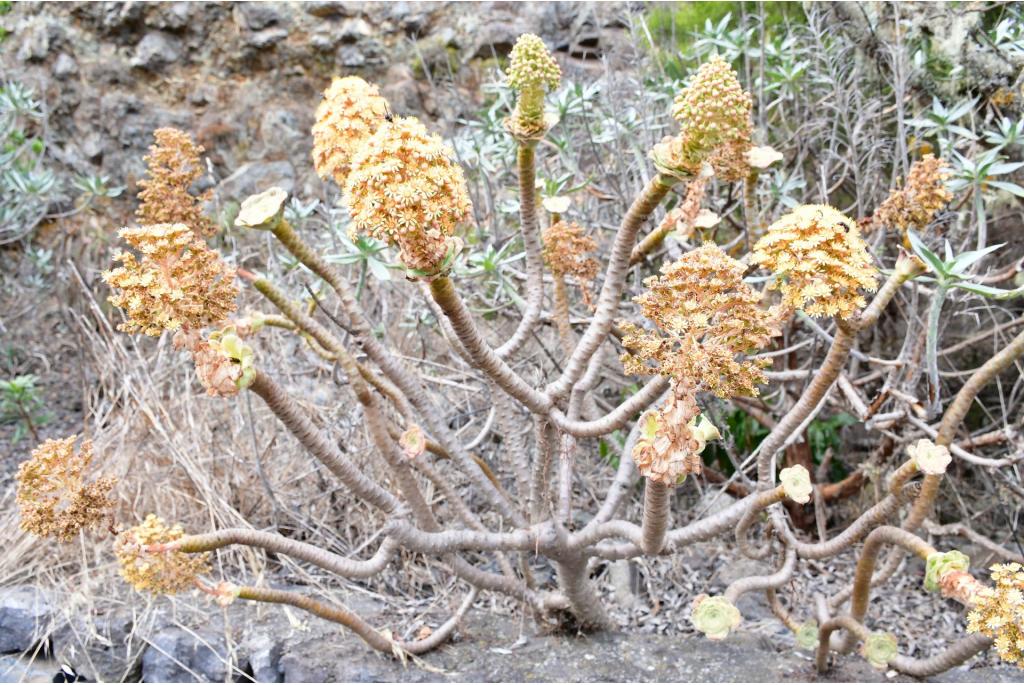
[400,424,426,459]
[795,621,820,650]
[621,243,775,398]
[342,115,471,274]
[751,204,878,320]
[174,325,256,397]
[862,632,898,669]
[924,550,971,593]
[691,594,741,640]
[906,438,952,475]
[16,435,116,542]
[779,464,812,504]
[236,187,288,230]
[312,76,389,189]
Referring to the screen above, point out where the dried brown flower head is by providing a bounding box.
[873,155,951,235]
[136,128,215,237]
[621,243,775,398]
[654,174,709,242]
[542,220,598,284]
[16,435,116,542]
[343,115,471,273]
[658,56,753,181]
[752,204,878,320]
[966,563,1024,665]
[312,76,389,189]
[103,223,239,335]
[632,382,720,485]
[115,514,209,595]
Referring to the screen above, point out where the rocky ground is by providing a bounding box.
[0,580,1019,684]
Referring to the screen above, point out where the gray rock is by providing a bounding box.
[52,52,79,77]
[51,610,140,683]
[233,2,283,31]
[337,45,367,67]
[216,161,296,201]
[141,626,228,683]
[243,631,283,683]
[247,28,289,49]
[609,559,640,609]
[148,2,195,32]
[339,17,374,42]
[0,586,54,654]
[132,31,181,71]
[0,654,57,682]
[16,20,58,63]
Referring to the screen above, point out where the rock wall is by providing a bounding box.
[3,1,640,203]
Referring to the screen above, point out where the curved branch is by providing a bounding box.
[551,375,670,438]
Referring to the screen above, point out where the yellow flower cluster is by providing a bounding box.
[312,76,389,189]
[658,56,753,181]
[752,205,878,320]
[343,116,471,273]
[505,33,561,135]
[16,435,116,542]
[103,223,238,335]
[136,128,215,237]
[542,220,598,283]
[115,514,209,595]
[633,381,721,485]
[873,155,951,235]
[621,243,775,398]
[966,563,1024,665]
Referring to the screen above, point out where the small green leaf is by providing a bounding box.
[906,230,947,277]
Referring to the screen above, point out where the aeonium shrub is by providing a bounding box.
[17,35,1024,673]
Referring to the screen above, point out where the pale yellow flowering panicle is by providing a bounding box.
[873,154,951,235]
[752,204,878,320]
[655,56,753,181]
[505,33,561,136]
[312,76,390,188]
[136,128,216,237]
[966,563,1024,665]
[343,115,471,273]
[102,223,238,336]
[115,514,209,595]
[16,435,116,542]
[621,243,775,398]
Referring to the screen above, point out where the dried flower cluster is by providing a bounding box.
[654,175,711,241]
[542,220,598,285]
[115,514,209,595]
[505,33,561,136]
[103,223,238,335]
[752,204,878,320]
[656,56,753,181]
[16,435,116,542]
[343,116,471,273]
[873,155,951,235]
[621,243,774,398]
[136,128,215,237]
[967,563,1024,665]
[174,326,256,397]
[312,76,389,188]
[632,382,716,485]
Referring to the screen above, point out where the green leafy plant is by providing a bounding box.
[0,374,50,444]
